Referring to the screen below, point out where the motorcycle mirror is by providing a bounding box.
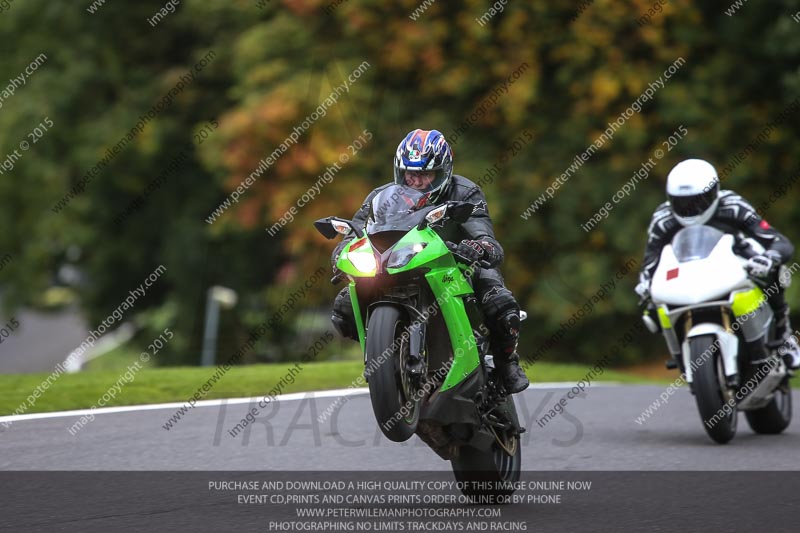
[314,217,362,239]
[314,218,339,239]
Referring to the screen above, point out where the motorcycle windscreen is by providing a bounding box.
[366,185,430,234]
[651,226,751,305]
[672,225,724,261]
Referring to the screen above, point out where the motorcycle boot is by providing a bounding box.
[492,308,529,394]
[774,304,800,370]
[498,350,530,394]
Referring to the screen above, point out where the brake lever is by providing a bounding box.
[446,241,493,270]
[454,253,491,270]
[450,251,468,264]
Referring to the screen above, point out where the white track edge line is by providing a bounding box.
[0,382,622,424]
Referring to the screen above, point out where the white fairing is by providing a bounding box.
[651,234,751,306]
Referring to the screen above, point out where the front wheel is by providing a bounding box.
[690,335,737,444]
[365,305,420,442]
[745,379,792,434]
[451,396,521,502]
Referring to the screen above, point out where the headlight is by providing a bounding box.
[348,250,377,273]
[387,243,427,269]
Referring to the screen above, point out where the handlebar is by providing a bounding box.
[446,242,492,270]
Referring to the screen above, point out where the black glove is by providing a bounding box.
[746,250,782,280]
[634,273,651,306]
[446,239,501,267]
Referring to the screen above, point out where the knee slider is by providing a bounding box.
[481,286,519,324]
[491,308,520,357]
[498,309,521,337]
[481,287,520,346]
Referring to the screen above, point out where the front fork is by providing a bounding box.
[350,281,428,379]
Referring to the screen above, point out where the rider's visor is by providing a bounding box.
[669,187,717,218]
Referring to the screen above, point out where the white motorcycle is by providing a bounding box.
[645,224,792,444]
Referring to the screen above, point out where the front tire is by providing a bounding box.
[365,305,419,442]
[745,379,792,434]
[690,335,737,444]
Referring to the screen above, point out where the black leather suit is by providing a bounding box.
[331,174,521,361]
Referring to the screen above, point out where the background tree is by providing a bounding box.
[1,0,798,367]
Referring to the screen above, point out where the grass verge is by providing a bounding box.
[0,360,653,416]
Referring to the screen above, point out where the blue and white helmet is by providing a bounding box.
[393,129,454,204]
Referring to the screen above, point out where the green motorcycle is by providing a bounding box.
[315,184,524,498]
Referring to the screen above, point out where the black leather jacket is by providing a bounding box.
[639,189,794,284]
[332,174,504,268]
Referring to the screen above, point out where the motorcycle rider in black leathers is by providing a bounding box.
[330,128,530,393]
[635,158,800,369]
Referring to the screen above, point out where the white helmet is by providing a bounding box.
[666,159,720,226]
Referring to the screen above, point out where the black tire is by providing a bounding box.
[745,380,792,434]
[451,396,521,502]
[365,305,419,442]
[691,335,737,444]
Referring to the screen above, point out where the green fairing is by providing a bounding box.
[335,225,480,391]
[424,267,480,391]
[348,281,366,352]
[332,239,370,350]
[336,238,377,277]
[387,227,480,390]
[386,227,452,273]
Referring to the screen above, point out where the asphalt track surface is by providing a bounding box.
[2,384,800,471]
[2,385,799,531]
[0,307,88,374]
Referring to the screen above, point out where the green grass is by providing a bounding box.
[0,360,652,416]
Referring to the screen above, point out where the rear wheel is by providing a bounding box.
[451,396,521,502]
[690,335,737,444]
[365,306,420,442]
[745,379,792,434]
